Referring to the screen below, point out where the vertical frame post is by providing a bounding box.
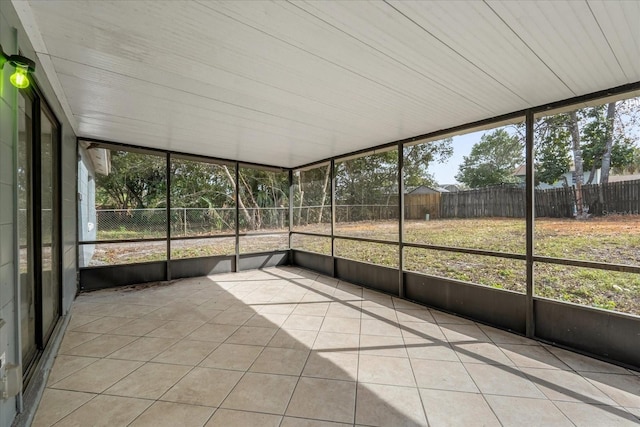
[75,138,80,294]
[289,169,294,262]
[50,107,63,322]
[165,152,171,281]
[525,110,535,337]
[12,29,24,411]
[398,142,405,298]
[235,162,240,272]
[32,95,43,348]
[330,159,336,277]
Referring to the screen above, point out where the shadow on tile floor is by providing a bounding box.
[33,266,640,426]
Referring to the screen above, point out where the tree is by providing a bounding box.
[170,160,234,208]
[404,138,453,187]
[95,150,166,210]
[613,147,640,175]
[568,111,586,217]
[237,168,288,230]
[335,151,397,206]
[334,139,453,205]
[534,98,640,217]
[170,160,236,232]
[293,164,331,226]
[455,129,523,188]
[534,116,572,186]
[581,103,635,184]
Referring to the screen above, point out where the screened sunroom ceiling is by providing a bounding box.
[18,0,640,168]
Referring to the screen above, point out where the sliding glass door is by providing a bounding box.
[18,92,36,371]
[17,89,61,381]
[41,106,60,341]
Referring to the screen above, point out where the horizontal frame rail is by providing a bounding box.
[290,231,332,238]
[403,242,526,261]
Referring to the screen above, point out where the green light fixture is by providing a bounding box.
[10,65,30,89]
[0,44,36,89]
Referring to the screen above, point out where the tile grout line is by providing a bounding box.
[47,392,102,427]
[523,345,583,426]
[441,321,506,426]
[53,280,225,426]
[353,285,363,426]
[278,278,335,426]
[199,278,298,424]
[181,275,260,427]
[399,303,432,427]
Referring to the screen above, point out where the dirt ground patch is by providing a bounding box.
[536,215,640,235]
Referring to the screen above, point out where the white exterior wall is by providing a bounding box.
[0,6,20,424]
[0,3,78,425]
[77,147,97,268]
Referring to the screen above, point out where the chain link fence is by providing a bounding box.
[95,208,167,239]
[93,204,400,240]
[292,204,399,227]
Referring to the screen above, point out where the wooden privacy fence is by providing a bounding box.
[535,187,575,217]
[404,179,640,219]
[404,193,442,219]
[582,180,640,216]
[441,186,526,218]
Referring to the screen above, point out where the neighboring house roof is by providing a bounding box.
[80,144,111,176]
[441,184,461,192]
[404,186,418,194]
[406,185,449,194]
[89,148,111,176]
[608,173,640,183]
[513,164,526,176]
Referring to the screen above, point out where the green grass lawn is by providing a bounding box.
[295,217,640,315]
[89,216,640,315]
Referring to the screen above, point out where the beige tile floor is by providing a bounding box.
[34,266,640,426]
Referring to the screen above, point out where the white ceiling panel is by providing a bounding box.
[486,0,631,95]
[289,1,530,109]
[384,0,574,105]
[55,62,351,148]
[208,1,516,111]
[588,0,640,80]
[18,0,640,167]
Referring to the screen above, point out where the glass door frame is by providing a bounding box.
[18,84,62,384]
[39,99,62,345]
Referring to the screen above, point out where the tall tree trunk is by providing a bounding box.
[317,164,331,224]
[596,102,616,213]
[220,165,253,229]
[569,112,586,218]
[586,163,598,185]
[296,172,304,226]
[239,173,261,229]
[600,102,616,185]
[126,183,146,209]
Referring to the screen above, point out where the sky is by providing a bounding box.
[428,130,489,185]
[430,97,640,185]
